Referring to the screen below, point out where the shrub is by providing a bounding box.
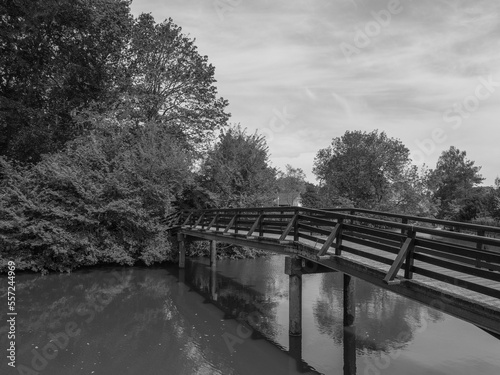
[0,120,191,273]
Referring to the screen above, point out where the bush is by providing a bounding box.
[0,120,192,273]
[185,241,267,259]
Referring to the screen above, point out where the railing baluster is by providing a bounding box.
[294,208,299,242]
[318,222,342,257]
[384,228,416,284]
[335,218,344,256]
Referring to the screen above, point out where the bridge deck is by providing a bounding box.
[171,207,500,336]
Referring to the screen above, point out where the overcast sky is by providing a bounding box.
[130,0,500,185]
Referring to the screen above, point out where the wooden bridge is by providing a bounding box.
[165,206,500,339]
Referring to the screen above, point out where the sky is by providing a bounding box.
[129,0,500,185]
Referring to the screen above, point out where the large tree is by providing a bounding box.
[197,125,277,208]
[0,0,133,162]
[1,3,229,162]
[313,130,413,209]
[428,146,484,219]
[123,13,229,151]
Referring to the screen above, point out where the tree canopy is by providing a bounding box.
[0,0,134,162]
[428,146,484,219]
[313,130,415,209]
[0,1,229,162]
[197,125,277,208]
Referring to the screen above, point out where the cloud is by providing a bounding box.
[130,0,500,184]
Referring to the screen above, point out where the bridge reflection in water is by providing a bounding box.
[165,206,500,371]
[175,255,453,375]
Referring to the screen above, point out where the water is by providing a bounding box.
[1,254,499,374]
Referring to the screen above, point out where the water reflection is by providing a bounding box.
[1,255,499,375]
[313,272,444,354]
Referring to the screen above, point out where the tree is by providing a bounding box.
[301,183,322,208]
[428,146,484,219]
[313,130,413,209]
[387,165,436,216]
[1,3,229,162]
[0,0,133,162]
[277,164,306,195]
[124,13,229,152]
[198,125,277,208]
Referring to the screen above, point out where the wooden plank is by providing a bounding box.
[298,232,326,245]
[412,266,500,299]
[343,223,405,243]
[279,214,298,241]
[347,231,401,248]
[205,214,219,231]
[416,238,500,264]
[298,223,331,237]
[246,214,263,237]
[193,212,206,227]
[341,245,394,266]
[342,234,399,255]
[318,223,341,256]
[182,212,193,226]
[297,214,337,228]
[413,253,500,282]
[383,236,414,284]
[223,215,237,233]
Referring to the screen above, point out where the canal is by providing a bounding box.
[1,254,499,374]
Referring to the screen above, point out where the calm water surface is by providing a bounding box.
[1,254,499,374]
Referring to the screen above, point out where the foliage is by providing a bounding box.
[124,14,229,152]
[0,0,133,162]
[300,183,322,208]
[277,165,306,195]
[197,125,277,208]
[185,241,267,259]
[1,2,229,163]
[0,119,191,272]
[428,146,484,220]
[313,130,427,212]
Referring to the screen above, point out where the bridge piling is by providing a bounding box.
[210,240,217,268]
[178,233,186,269]
[285,257,303,336]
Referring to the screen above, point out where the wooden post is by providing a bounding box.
[335,218,344,256]
[343,274,355,327]
[259,210,264,237]
[178,233,186,269]
[476,229,485,268]
[293,208,299,242]
[401,218,408,235]
[285,257,302,336]
[210,240,217,268]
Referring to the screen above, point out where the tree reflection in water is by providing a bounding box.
[313,272,444,353]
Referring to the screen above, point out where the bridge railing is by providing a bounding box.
[173,207,500,299]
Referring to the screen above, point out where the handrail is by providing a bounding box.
[171,206,500,300]
[325,207,500,235]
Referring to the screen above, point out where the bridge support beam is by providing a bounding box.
[210,240,217,268]
[178,233,186,268]
[285,257,302,336]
